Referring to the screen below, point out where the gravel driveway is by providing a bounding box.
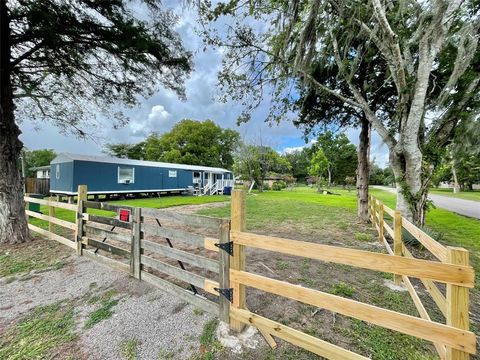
[372,185,480,219]
[0,254,214,359]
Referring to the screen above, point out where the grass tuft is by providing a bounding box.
[355,232,372,241]
[331,282,356,298]
[0,301,76,359]
[120,338,140,360]
[84,297,119,329]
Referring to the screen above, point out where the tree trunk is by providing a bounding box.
[327,168,332,187]
[356,116,370,222]
[451,160,460,193]
[0,1,30,244]
[390,145,428,226]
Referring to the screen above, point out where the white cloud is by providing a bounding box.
[130,104,172,137]
[282,139,317,154]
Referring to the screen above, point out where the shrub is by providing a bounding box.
[272,180,286,191]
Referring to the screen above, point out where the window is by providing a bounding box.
[168,170,177,178]
[193,171,201,184]
[55,165,60,179]
[118,167,135,184]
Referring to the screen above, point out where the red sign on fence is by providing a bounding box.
[118,208,131,222]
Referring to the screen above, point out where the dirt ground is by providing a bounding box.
[2,201,479,359]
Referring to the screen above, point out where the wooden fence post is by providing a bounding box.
[75,185,87,256]
[393,210,403,285]
[378,203,384,243]
[446,247,470,360]
[230,189,246,332]
[368,194,371,221]
[130,207,142,279]
[218,219,231,324]
[372,197,376,227]
[48,196,55,233]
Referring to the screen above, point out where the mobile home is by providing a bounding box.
[49,153,234,198]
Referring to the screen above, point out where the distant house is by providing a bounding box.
[263,174,285,188]
[49,153,234,198]
[31,165,50,179]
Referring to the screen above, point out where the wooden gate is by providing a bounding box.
[80,198,229,319]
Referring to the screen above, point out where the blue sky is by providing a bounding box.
[18,2,389,167]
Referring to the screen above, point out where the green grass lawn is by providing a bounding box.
[28,194,227,232]
[198,186,359,232]
[429,188,480,202]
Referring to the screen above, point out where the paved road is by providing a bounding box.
[372,186,480,219]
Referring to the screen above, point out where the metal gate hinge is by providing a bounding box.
[214,287,233,302]
[214,241,233,256]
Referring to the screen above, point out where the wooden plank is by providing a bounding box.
[140,255,207,289]
[25,210,76,230]
[231,308,368,360]
[402,218,447,262]
[231,232,474,288]
[141,271,219,315]
[131,208,141,279]
[402,244,447,316]
[84,225,131,244]
[384,221,394,238]
[84,238,130,258]
[141,207,223,229]
[446,247,471,360]
[141,240,219,273]
[383,204,395,217]
[88,214,132,229]
[28,223,76,249]
[371,197,376,227]
[230,189,246,332]
[48,196,55,232]
[218,219,231,324]
[393,210,403,285]
[24,196,78,211]
[204,278,220,296]
[378,203,384,243]
[76,185,88,255]
[141,223,204,247]
[402,274,447,359]
[84,200,130,212]
[204,237,219,252]
[230,270,476,354]
[83,249,130,273]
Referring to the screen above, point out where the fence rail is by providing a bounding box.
[23,187,476,360]
[369,195,474,359]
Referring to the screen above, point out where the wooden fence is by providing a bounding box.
[23,187,476,360]
[25,178,50,195]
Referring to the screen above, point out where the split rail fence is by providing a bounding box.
[24,187,476,360]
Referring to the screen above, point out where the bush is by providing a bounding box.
[272,180,286,191]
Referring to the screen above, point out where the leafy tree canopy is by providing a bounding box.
[282,148,310,181]
[308,148,329,180]
[234,143,291,191]
[313,131,357,185]
[21,149,56,178]
[105,119,240,169]
[9,0,192,135]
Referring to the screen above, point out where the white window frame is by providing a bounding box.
[118,167,135,184]
[168,170,177,178]
[193,171,201,184]
[55,164,60,179]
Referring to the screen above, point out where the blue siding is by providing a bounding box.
[69,161,200,193]
[50,158,232,194]
[50,162,74,192]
